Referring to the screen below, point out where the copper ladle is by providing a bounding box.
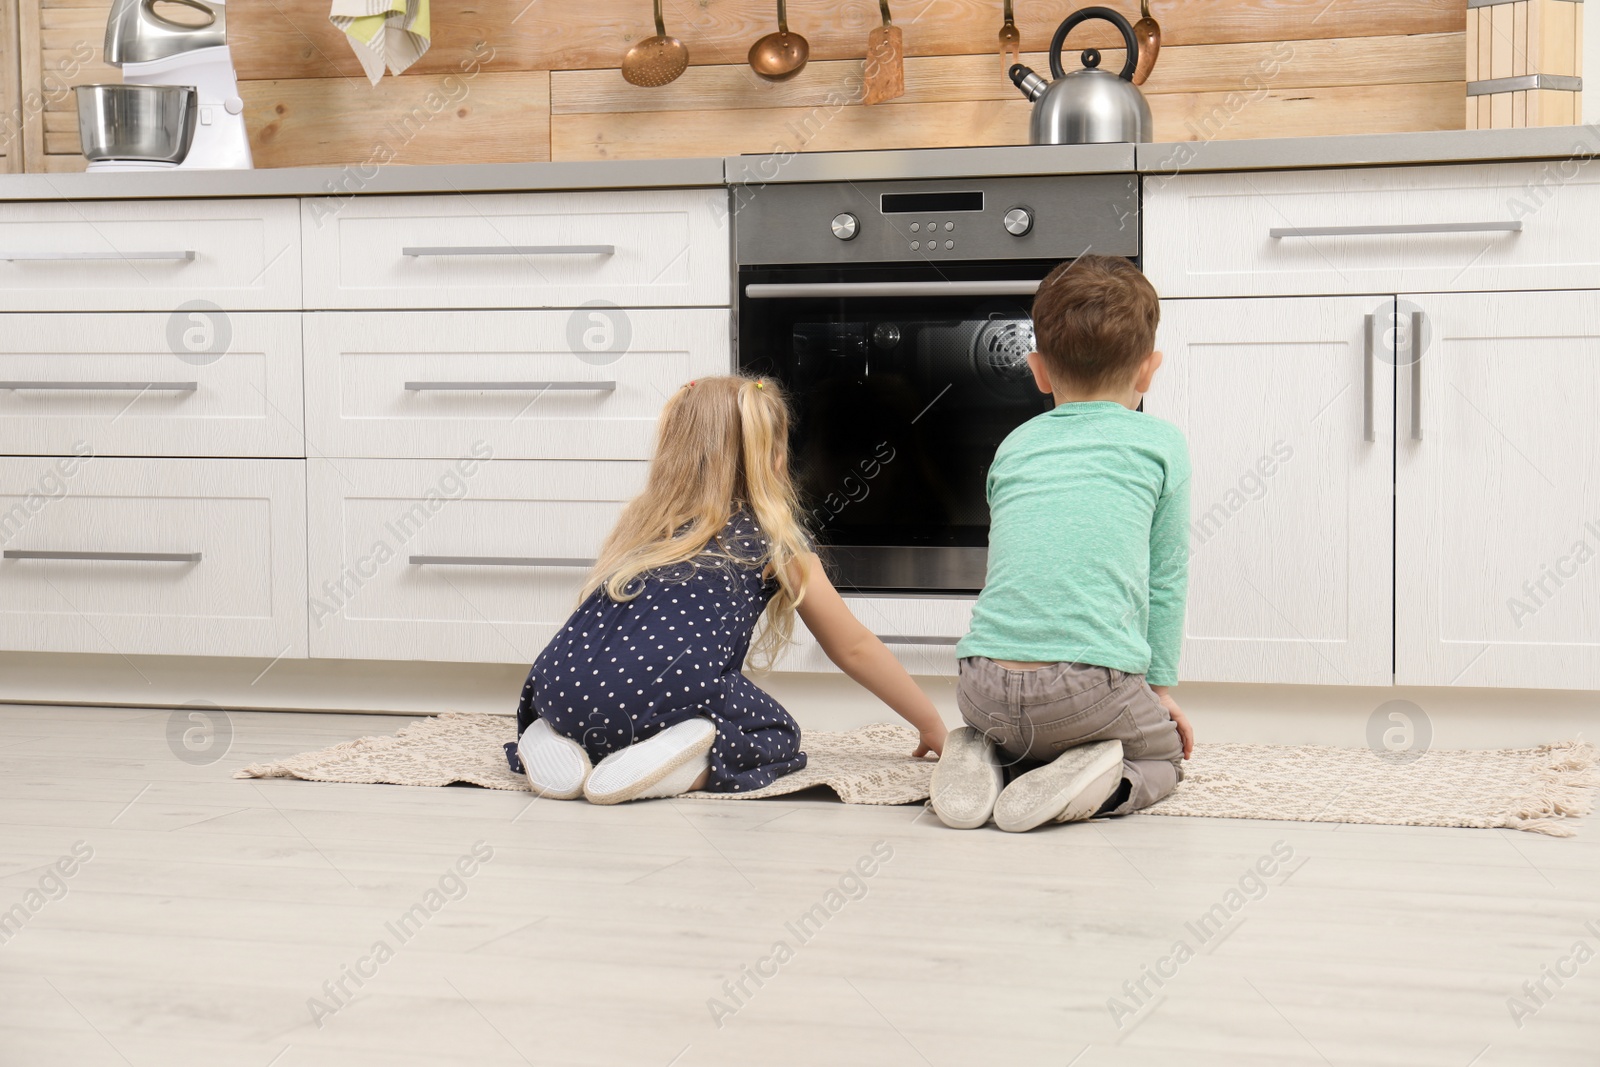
[620,0,689,87]
[749,0,809,80]
[1132,0,1160,85]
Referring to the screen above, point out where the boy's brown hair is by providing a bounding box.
[1030,255,1160,391]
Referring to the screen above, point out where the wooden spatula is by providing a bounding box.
[863,0,904,105]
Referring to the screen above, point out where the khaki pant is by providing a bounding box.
[956,657,1184,815]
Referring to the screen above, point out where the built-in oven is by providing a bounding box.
[735,172,1140,595]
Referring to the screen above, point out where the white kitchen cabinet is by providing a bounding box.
[0,313,304,458]
[1145,296,1395,686]
[299,190,732,310]
[1396,290,1600,689]
[306,458,647,664]
[0,457,307,658]
[1143,162,1600,299]
[0,199,301,311]
[302,309,731,460]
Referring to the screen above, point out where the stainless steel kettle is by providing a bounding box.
[1009,6,1153,145]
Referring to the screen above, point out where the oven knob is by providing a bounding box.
[830,212,859,240]
[1003,207,1034,236]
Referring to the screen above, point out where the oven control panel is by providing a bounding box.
[733,174,1135,266]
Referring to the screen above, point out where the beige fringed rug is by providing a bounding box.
[235,713,1600,835]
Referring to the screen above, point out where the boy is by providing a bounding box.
[931,255,1192,833]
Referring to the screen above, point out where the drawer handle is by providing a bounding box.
[1269,222,1522,239]
[401,245,616,258]
[0,250,197,262]
[4,550,202,563]
[746,280,1040,299]
[0,381,199,392]
[403,381,617,392]
[409,555,597,568]
[876,634,962,646]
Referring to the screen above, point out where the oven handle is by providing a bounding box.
[744,280,1041,299]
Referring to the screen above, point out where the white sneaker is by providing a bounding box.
[930,727,1005,829]
[993,739,1124,833]
[584,718,716,805]
[517,719,592,800]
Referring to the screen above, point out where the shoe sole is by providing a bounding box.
[930,726,1004,830]
[519,720,591,800]
[584,719,716,805]
[993,739,1124,833]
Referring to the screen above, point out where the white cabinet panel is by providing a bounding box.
[1144,162,1600,298]
[307,458,647,664]
[0,199,301,311]
[1145,297,1394,686]
[0,458,307,657]
[303,309,730,459]
[1397,291,1600,689]
[300,190,731,309]
[0,313,304,458]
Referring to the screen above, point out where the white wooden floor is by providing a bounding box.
[2,704,1598,1066]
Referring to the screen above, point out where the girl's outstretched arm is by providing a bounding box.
[791,553,949,757]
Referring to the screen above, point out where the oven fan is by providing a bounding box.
[973,317,1037,392]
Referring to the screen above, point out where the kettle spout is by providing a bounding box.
[1009,63,1049,102]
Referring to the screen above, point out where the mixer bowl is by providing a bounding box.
[75,84,197,163]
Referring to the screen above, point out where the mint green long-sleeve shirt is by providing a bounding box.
[957,401,1191,686]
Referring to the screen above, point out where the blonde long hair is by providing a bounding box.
[583,375,811,666]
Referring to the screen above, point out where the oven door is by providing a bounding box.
[739,261,1058,594]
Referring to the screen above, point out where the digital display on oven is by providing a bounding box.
[879,191,984,214]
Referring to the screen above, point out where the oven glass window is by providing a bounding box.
[740,264,1056,590]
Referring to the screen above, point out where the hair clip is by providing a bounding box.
[687,380,696,388]
[754,380,765,389]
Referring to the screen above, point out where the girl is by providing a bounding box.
[510,375,947,805]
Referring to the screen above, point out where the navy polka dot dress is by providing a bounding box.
[513,510,807,793]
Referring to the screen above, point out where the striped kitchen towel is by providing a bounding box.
[330,0,431,85]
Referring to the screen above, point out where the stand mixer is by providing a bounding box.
[76,0,252,170]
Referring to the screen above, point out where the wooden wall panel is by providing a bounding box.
[12,0,1473,172]
[239,71,550,168]
[553,80,1466,160]
[228,0,1467,80]
[1,0,20,171]
[552,34,1464,113]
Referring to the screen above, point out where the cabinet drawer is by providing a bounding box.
[1143,161,1600,297]
[773,596,971,677]
[0,313,304,458]
[0,200,300,311]
[307,458,647,664]
[300,190,731,309]
[0,458,307,658]
[304,309,730,459]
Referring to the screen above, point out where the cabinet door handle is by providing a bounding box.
[403,381,616,392]
[4,550,202,563]
[0,250,197,261]
[1410,310,1425,442]
[876,634,962,646]
[400,245,615,257]
[0,381,199,392]
[409,555,596,568]
[1269,221,1522,239]
[1362,314,1375,443]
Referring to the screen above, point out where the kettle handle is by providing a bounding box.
[1048,6,1139,81]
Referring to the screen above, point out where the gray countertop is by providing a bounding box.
[5,126,1599,202]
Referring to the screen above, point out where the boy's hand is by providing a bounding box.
[913,722,948,759]
[1152,686,1193,759]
